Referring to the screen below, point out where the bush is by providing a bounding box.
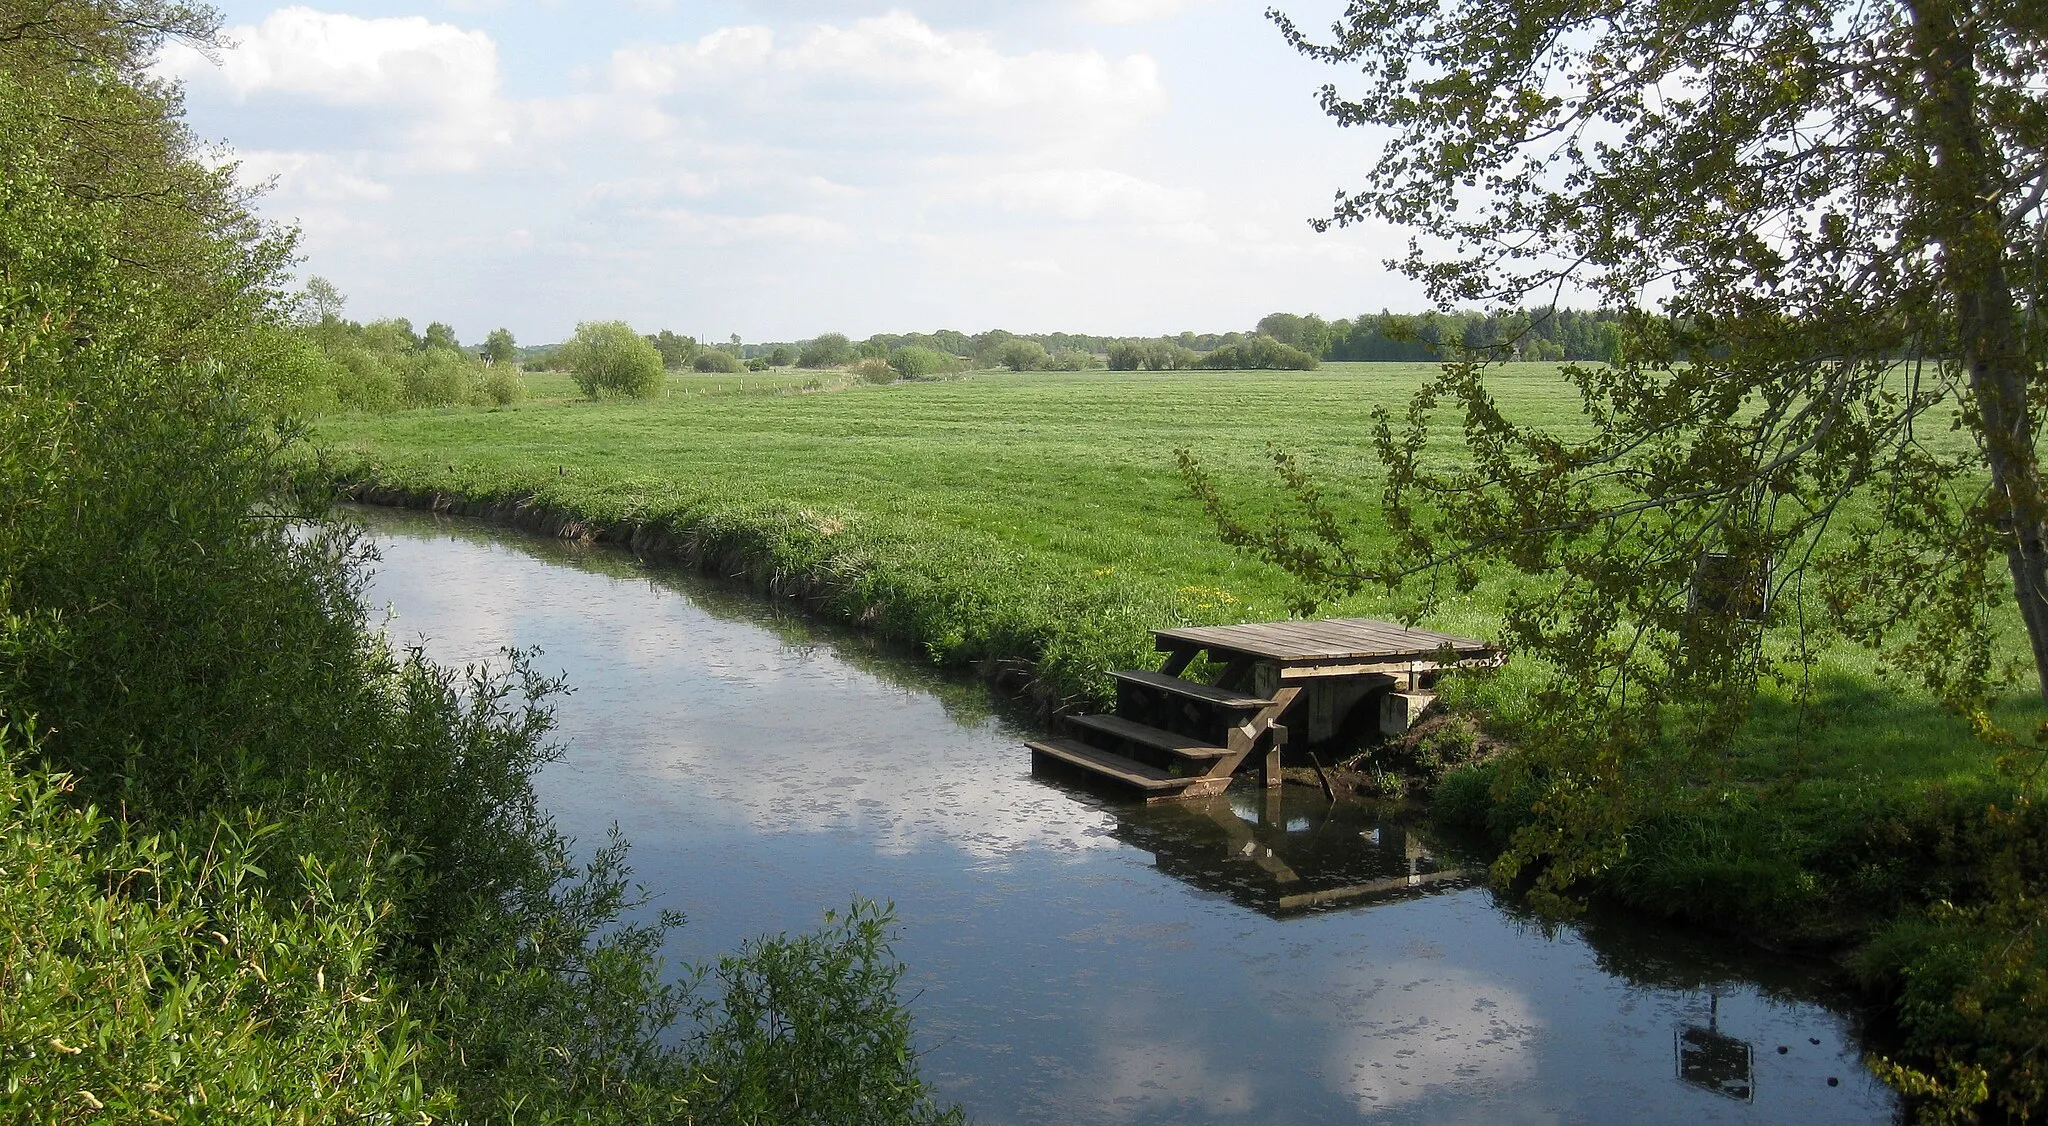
[798,332,856,368]
[1106,339,1198,370]
[478,362,525,407]
[1046,348,1103,371]
[562,321,665,399]
[888,345,960,380]
[851,357,898,383]
[329,345,401,413]
[400,347,477,407]
[1194,333,1320,370]
[994,339,1048,372]
[694,349,745,373]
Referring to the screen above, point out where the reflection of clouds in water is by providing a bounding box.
[1090,1038,1255,1121]
[364,525,1121,860]
[1025,989,1258,1122]
[1325,964,1542,1115]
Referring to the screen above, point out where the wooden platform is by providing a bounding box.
[1028,616,1500,803]
[1154,618,1496,681]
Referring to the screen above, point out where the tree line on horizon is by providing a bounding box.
[283,279,1631,412]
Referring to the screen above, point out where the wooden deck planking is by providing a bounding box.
[1028,738,1190,792]
[1067,714,1230,761]
[1154,618,1492,664]
[1112,669,1273,709]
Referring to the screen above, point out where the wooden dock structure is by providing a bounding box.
[1028,617,1498,803]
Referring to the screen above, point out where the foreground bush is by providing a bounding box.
[0,5,960,1120]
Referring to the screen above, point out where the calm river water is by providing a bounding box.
[352,505,1897,1124]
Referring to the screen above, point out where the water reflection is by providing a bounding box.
[346,505,1896,1125]
[1093,785,1472,918]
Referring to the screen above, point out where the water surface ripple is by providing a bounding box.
[353,505,1896,1125]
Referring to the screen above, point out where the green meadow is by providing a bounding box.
[318,361,2024,791]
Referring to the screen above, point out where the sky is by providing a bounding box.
[159,1,1421,345]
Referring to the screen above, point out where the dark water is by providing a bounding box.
[351,505,1897,1124]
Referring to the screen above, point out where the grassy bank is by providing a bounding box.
[316,362,2047,1109]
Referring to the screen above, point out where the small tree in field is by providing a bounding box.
[562,321,663,399]
[481,327,517,365]
[994,339,1048,372]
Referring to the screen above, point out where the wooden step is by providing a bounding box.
[1066,714,1229,761]
[1027,738,1195,793]
[1113,669,1272,710]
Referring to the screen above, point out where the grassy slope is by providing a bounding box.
[316,363,2039,937]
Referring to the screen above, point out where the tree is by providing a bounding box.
[423,321,459,351]
[1188,3,2046,1104]
[481,327,517,365]
[1255,313,1333,358]
[888,346,959,380]
[647,329,697,370]
[302,276,345,323]
[561,321,664,399]
[1213,0,2048,746]
[798,333,856,369]
[994,339,1048,372]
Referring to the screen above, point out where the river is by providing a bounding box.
[351,504,1897,1124]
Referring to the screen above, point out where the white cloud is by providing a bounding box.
[604,13,1165,153]
[230,149,392,202]
[974,167,1205,223]
[1076,0,1211,25]
[162,3,1421,338]
[160,7,513,168]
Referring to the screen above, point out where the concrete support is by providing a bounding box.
[1379,691,1436,736]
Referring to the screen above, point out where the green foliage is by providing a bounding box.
[686,901,966,1126]
[694,349,745,373]
[400,346,477,407]
[994,338,1049,372]
[799,332,857,369]
[888,345,960,380]
[479,362,525,407]
[482,326,517,364]
[1194,334,1320,370]
[1045,347,1103,371]
[649,329,698,371]
[1106,339,1197,370]
[0,736,450,1120]
[767,345,794,367]
[1256,312,1333,357]
[851,356,898,384]
[564,320,665,399]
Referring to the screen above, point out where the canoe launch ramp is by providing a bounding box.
[1028,618,1499,803]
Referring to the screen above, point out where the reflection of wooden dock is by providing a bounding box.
[1108,790,1472,917]
[1028,617,1498,802]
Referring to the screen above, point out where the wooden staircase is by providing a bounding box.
[1026,617,1501,803]
[1028,661,1300,803]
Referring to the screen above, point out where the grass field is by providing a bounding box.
[315,361,2041,940]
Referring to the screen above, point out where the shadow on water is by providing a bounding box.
[343,503,1897,1124]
